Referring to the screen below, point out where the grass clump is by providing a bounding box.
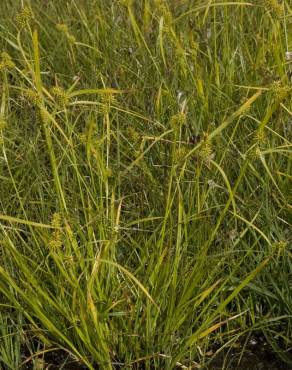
[0,0,291,369]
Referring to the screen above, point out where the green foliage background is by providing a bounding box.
[0,1,291,369]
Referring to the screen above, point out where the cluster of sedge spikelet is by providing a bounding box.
[15,6,33,28]
[170,112,186,131]
[265,0,284,19]
[271,81,291,102]
[253,129,266,147]
[175,146,189,164]
[246,139,262,161]
[49,213,63,250]
[38,107,51,125]
[272,240,288,258]
[199,136,214,165]
[23,89,51,125]
[51,86,69,107]
[0,52,15,72]
[155,0,173,29]
[24,89,41,106]
[248,129,266,161]
[127,127,140,144]
[56,23,76,44]
[100,93,116,113]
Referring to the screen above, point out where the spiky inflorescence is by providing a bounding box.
[0,52,15,71]
[104,167,113,179]
[127,127,140,143]
[38,107,51,125]
[198,133,214,165]
[15,6,33,28]
[79,133,87,144]
[24,89,41,106]
[66,34,76,44]
[100,93,116,113]
[49,213,63,250]
[56,23,69,33]
[155,0,173,28]
[51,86,69,106]
[246,145,261,161]
[271,81,291,102]
[55,23,76,44]
[170,112,186,131]
[272,240,288,258]
[265,0,284,19]
[253,129,266,147]
[174,146,189,164]
[51,213,62,228]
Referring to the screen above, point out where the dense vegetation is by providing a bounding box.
[0,1,291,369]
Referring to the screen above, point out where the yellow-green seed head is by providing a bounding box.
[156,1,173,26]
[127,127,140,142]
[51,86,69,106]
[56,23,69,33]
[66,34,76,44]
[199,143,213,163]
[56,24,75,44]
[272,240,288,257]
[49,231,63,250]
[198,133,215,164]
[104,167,113,179]
[92,137,103,148]
[247,145,261,161]
[24,89,41,106]
[170,112,186,130]
[175,147,189,163]
[0,52,15,71]
[49,213,63,250]
[100,93,116,113]
[51,212,62,228]
[79,133,87,144]
[39,108,51,125]
[15,6,33,28]
[271,81,291,101]
[253,129,266,145]
[265,0,284,19]
[273,240,288,250]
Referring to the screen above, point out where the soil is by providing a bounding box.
[207,334,292,370]
[20,334,292,369]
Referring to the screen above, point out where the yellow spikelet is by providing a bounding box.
[271,81,291,101]
[170,112,186,130]
[24,89,41,106]
[15,6,33,28]
[56,23,69,33]
[253,129,266,146]
[265,0,284,19]
[49,213,63,250]
[56,23,76,44]
[100,93,116,113]
[198,133,214,164]
[39,107,51,125]
[247,145,261,161]
[51,86,69,106]
[0,52,15,71]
